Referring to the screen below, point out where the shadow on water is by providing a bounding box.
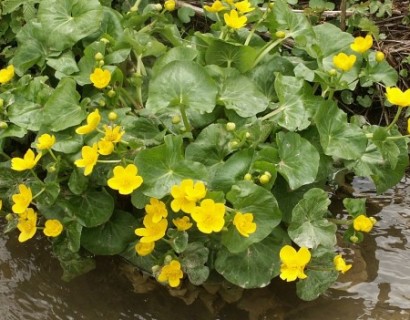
[1,176,410,320]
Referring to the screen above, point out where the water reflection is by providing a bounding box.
[1,176,409,320]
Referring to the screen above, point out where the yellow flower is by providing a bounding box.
[74,144,99,176]
[145,198,168,224]
[135,241,155,256]
[385,87,410,107]
[234,0,255,14]
[75,109,101,134]
[164,0,176,11]
[233,212,256,237]
[333,53,356,72]
[279,245,311,282]
[102,125,124,143]
[36,133,56,150]
[97,140,114,155]
[224,10,247,29]
[43,219,63,237]
[157,260,184,287]
[17,208,37,243]
[172,216,193,231]
[12,184,32,214]
[135,215,168,243]
[375,51,385,62]
[90,68,111,89]
[350,34,373,54]
[333,254,352,274]
[107,164,143,195]
[171,179,207,214]
[191,199,225,234]
[0,65,15,84]
[353,214,374,233]
[204,1,227,13]
[11,149,42,171]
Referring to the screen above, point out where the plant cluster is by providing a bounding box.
[0,0,409,301]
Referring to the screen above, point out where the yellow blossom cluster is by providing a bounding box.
[204,0,255,30]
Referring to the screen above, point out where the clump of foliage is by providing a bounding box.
[0,0,408,301]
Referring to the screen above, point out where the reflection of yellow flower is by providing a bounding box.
[353,214,374,233]
[36,133,56,150]
[145,198,168,224]
[90,68,111,89]
[333,254,352,274]
[164,0,176,11]
[0,65,14,84]
[224,10,247,29]
[43,219,63,237]
[350,34,373,53]
[191,199,225,234]
[135,241,155,256]
[107,164,143,195]
[279,245,311,282]
[385,87,410,107]
[333,53,356,72]
[17,208,37,243]
[158,260,184,287]
[233,212,256,237]
[204,1,227,13]
[135,215,168,243]
[173,216,193,231]
[11,149,42,171]
[12,184,32,214]
[75,109,101,134]
[170,179,207,214]
[234,0,254,14]
[74,144,99,176]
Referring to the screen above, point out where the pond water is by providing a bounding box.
[1,176,409,320]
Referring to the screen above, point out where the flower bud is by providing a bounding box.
[275,31,286,39]
[48,165,57,173]
[164,0,176,11]
[226,122,236,131]
[0,121,8,129]
[98,99,106,107]
[349,235,359,243]
[100,38,110,44]
[98,60,105,67]
[244,173,252,181]
[153,3,163,11]
[107,89,116,98]
[259,174,271,184]
[375,51,385,62]
[0,98,4,108]
[229,140,239,149]
[108,111,118,121]
[263,171,272,178]
[369,217,377,225]
[245,132,251,138]
[94,52,104,61]
[328,69,337,76]
[172,115,181,124]
[5,213,14,222]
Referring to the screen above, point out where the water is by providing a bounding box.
[1,177,409,320]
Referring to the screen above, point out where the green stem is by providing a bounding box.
[386,107,403,131]
[179,105,191,132]
[252,38,284,68]
[244,8,269,46]
[260,105,287,121]
[327,89,334,100]
[97,159,122,164]
[30,169,43,184]
[32,187,46,200]
[48,149,58,162]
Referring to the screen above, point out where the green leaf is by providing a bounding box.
[273,74,315,131]
[361,55,398,87]
[215,232,285,288]
[38,0,103,51]
[134,135,208,199]
[146,61,218,114]
[343,198,366,217]
[152,46,197,75]
[8,101,43,131]
[0,125,27,139]
[223,181,282,253]
[31,181,60,206]
[63,189,115,227]
[180,242,210,285]
[68,169,89,195]
[52,128,84,153]
[315,100,367,160]
[185,124,232,166]
[177,6,195,23]
[81,210,138,255]
[211,149,254,192]
[186,266,210,286]
[167,229,188,254]
[2,0,38,14]
[52,237,95,281]
[42,77,86,132]
[205,39,257,73]
[46,51,79,75]
[288,188,336,249]
[371,126,400,169]
[219,75,269,117]
[296,247,339,301]
[64,220,82,252]
[276,131,320,190]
